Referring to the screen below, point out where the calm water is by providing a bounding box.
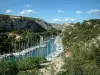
[8,38,56,62]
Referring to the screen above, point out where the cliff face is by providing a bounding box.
[51,23,69,31]
[0,14,53,32]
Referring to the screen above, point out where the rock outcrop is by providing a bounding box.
[0,14,53,32]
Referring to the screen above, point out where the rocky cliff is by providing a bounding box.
[0,14,53,32]
[51,23,72,31]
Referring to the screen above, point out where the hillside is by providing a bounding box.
[60,19,100,75]
[51,23,74,31]
[0,14,53,32]
[51,23,65,31]
[0,14,61,54]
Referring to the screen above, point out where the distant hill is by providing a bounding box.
[50,23,74,31]
[0,14,54,32]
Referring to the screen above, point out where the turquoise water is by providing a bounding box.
[8,38,56,63]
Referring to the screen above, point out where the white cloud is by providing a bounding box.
[5,10,13,13]
[64,18,75,22]
[52,18,75,22]
[52,18,60,21]
[76,11,82,14]
[87,9,100,15]
[18,9,37,15]
[71,18,75,22]
[64,18,69,21]
[24,4,32,7]
[58,10,64,13]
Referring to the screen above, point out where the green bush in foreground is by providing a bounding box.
[17,69,39,75]
[17,56,46,71]
[38,56,47,63]
[0,61,19,75]
[56,71,67,75]
[0,56,46,75]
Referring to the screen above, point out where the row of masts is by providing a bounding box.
[0,35,56,62]
[0,35,56,55]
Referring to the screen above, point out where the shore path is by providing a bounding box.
[40,56,64,75]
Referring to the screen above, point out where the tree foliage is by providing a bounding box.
[0,61,19,75]
[60,19,100,75]
[17,56,46,71]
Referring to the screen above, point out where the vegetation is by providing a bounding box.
[60,19,100,75]
[0,14,62,75]
[17,69,40,75]
[0,61,19,75]
[17,56,46,71]
[0,56,46,75]
[0,33,13,54]
[0,29,60,54]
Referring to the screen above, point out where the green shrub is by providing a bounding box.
[56,71,67,75]
[0,61,19,75]
[60,19,100,75]
[17,69,39,75]
[17,56,46,71]
[38,56,47,63]
[17,57,40,70]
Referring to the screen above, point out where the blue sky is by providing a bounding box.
[0,0,100,23]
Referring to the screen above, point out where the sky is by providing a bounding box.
[0,0,100,23]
